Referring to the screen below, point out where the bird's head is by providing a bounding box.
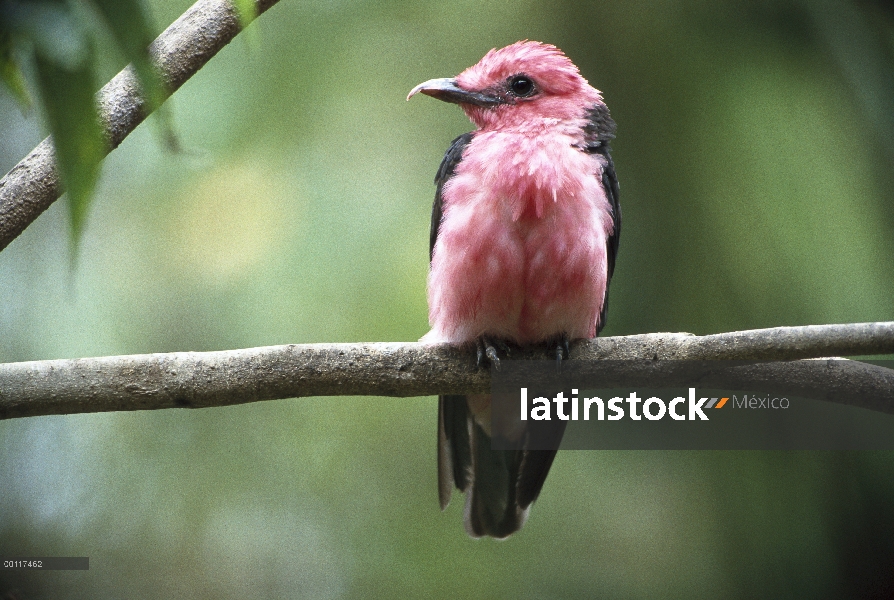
[407,41,604,130]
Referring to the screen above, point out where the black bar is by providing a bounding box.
[1,557,89,570]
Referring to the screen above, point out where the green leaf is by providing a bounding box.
[0,31,31,109]
[8,1,90,69]
[89,0,164,111]
[232,0,258,29]
[34,45,105,254]
[231,0,259,50]
[90,0,179,153]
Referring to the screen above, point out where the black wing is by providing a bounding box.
[581,103,620,333]
[430,132,474,261]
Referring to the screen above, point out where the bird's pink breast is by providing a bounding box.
[422,129,613,346]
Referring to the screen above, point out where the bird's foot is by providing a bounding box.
[476,337,510,371]
[549,334,571,372]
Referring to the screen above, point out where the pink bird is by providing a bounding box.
[408,41,620,537]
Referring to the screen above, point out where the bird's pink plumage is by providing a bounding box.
[421,42,614,346]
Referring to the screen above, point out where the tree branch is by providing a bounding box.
[0,0,281,252]
[1,322,892,420]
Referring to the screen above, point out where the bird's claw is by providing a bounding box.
[553,334,571,372]
[476,337,507,370]
[486,345,500,369]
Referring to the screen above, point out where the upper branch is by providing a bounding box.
[1,321,892,420]
[0,0,281,252]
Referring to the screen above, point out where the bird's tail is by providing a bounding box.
[464,418,529,538]
[439,394,564,538]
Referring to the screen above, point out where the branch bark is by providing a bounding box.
[1,322,892,420]
[0,0,281,252]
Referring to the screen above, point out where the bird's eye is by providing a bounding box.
[508,75,536,98]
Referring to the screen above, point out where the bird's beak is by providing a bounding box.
[406,77,504,107]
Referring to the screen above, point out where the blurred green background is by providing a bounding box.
[2,0,894,597]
